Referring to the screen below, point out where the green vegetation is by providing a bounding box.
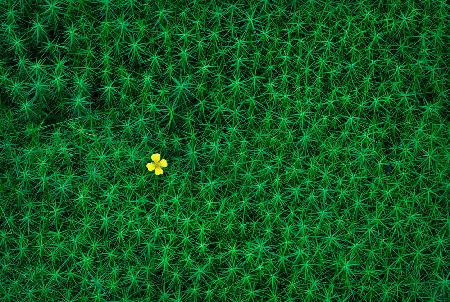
[0,0,448,301]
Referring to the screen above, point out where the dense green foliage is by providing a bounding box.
[0,0,449,301]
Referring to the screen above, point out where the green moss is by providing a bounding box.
[0,0,448,301]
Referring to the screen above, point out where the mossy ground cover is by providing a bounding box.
[0,0,448,301]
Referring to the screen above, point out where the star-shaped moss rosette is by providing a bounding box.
[146,153,168,175]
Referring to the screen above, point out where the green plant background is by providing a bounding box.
[0,0,448,301]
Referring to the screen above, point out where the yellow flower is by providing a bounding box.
[146,153,168,175]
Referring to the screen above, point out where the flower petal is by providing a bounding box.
[155,167,164,175]
[159,159,168,167]
[146,163,155,171]
[151,153,160,163]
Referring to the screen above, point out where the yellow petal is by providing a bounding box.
[155,167,164,175]
[146,163,155,171]
[159,159,168,167]
[151,153,160,163]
